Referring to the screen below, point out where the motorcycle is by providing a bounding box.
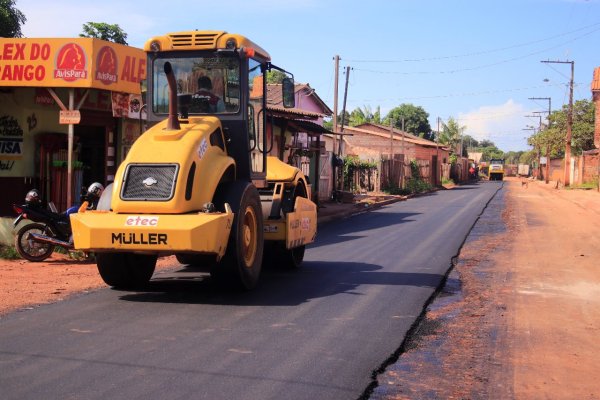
[12,182,104,262]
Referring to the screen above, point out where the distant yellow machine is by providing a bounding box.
[71,31,317,290]
[489,159,505,181]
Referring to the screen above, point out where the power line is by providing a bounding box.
[347,83,565,103]
[345,21,600,63]
[350,26,600,75]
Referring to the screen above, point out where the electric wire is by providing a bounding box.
[350,26,600,75]
[345,21,600,64]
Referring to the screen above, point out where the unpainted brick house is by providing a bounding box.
[338,123,451,188]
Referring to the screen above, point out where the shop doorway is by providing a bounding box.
[75,125,106,187]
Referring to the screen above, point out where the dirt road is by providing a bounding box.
[0,253,179,316]
[372,177,600,399]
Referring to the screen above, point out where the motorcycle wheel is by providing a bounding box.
[15,223,55,262]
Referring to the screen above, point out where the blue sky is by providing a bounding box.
[18,0,600,152]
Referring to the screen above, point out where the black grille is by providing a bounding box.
[121,164,179,201]
[169,33,219,48]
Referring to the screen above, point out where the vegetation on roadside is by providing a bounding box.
[565,181,599,190]
[342,156,377,192]
[383,160,432,195]
[442,177,455,185]
[0,244,20,260]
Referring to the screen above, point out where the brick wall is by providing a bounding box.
[594,91,600,149]
[582,151,599,183]
[548,158,564,182]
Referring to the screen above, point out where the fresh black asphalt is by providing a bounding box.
[0,181,502,400]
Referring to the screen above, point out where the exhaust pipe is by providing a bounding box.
[164,62,180,130]
[27,232,74,250]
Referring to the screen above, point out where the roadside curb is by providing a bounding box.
[316,184,462,225]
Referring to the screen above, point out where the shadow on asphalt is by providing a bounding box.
[117,261,443,307]
[311,211,422,249]
[444,186,478,191]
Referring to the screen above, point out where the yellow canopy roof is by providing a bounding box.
[0,37,146,94]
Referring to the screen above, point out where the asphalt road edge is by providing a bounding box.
[358,182,505,400]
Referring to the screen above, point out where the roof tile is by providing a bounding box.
[593,67,600,91]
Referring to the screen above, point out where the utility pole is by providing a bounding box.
[523,126,537,177]
[526,115,543,179]
[436,117,441,185]
[529,97,551,183]
[331,55,340,196]
[389,119,394,187]
[401,118,405,188]
[541,60,574,186]
[332,55,340,155]
[339,66,351,157]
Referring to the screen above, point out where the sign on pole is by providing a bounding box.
[59,110,81,124]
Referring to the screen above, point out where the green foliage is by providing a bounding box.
[383,104,432,138]
[266,70,286,84]
[0,244,19,260]
[383,185,407,195]
[387,160,432,195]
[549,99,595,155]
[442,177,454,185]
[463,134,480,149]
[438,117,466,154]
[348,105,382,126]
[405,176,432,194]
[526,99,595,157]
[342,156,377,192]
[0,0,26,38]
[478,139,495,148]
[80,22,128,45]
[566,181,598,190]
[337,110,352,128]
[519,150,536,165]
[504,151,526,165]
[469,140,504,162]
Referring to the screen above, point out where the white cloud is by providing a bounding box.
[456,99,534,151]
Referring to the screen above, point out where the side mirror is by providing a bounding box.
[282,77,295,108]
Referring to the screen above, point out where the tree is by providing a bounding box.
[519,150,537,165]
[462,134,479,150]
[80,22,128,45]
[480,146,504,162]
[504,151,525,165]
[439,117,466,155]
[548,99,595,156]
[383,104,432,138]
[525,98,595,158]
[478,139,495,148]
[349,105,381,126]
[266,70,286,84]
[337,110,351,128]
[0,0,26,38]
